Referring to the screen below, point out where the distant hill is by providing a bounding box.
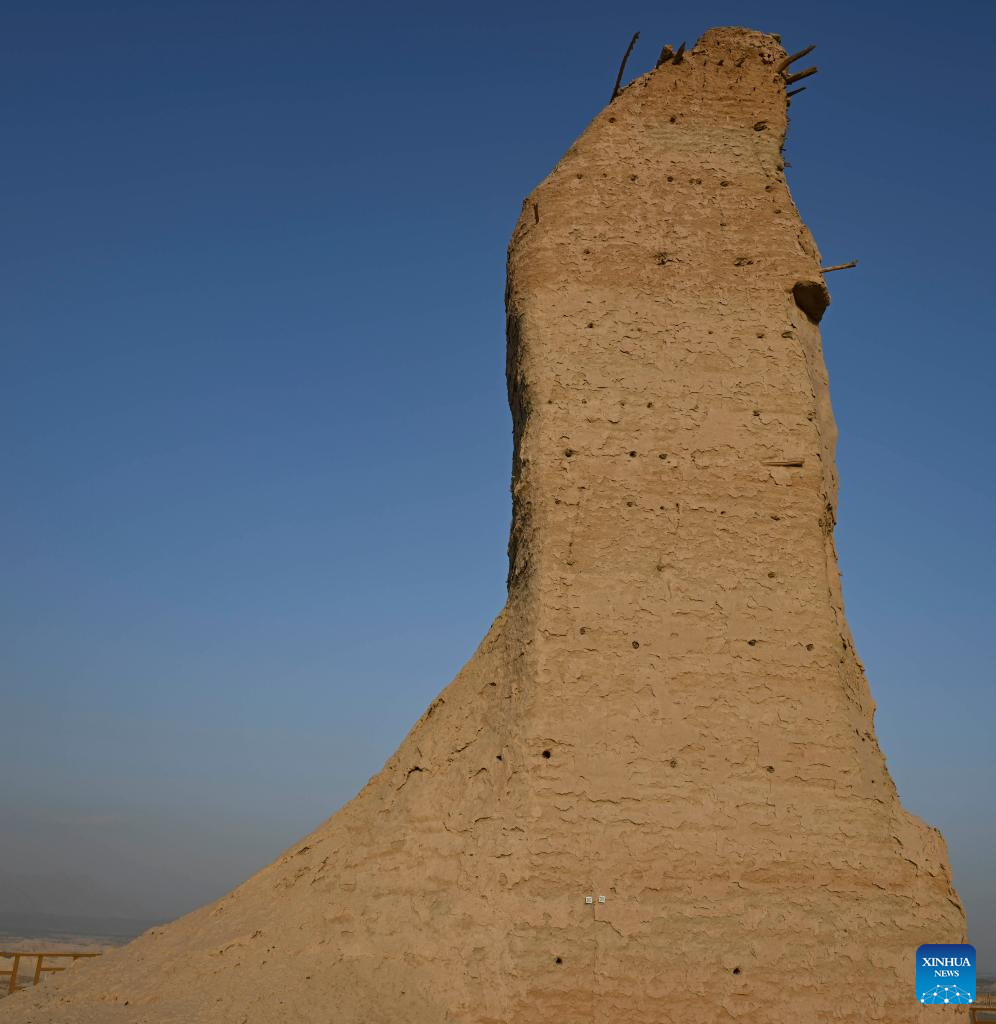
[0,910,166,943]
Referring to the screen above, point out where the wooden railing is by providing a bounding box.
[0,951,101,995]
[972,993,996,1023]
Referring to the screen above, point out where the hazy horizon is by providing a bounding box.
[3,0,994,972]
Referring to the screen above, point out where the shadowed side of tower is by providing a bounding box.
[0,26,964,1024]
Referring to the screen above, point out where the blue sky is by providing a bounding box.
[2,0,994,970]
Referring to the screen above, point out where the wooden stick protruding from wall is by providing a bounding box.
[611,31,640,101]
[784,66,818,85]
[776,44,815,74]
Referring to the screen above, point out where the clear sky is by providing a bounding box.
[2,0,994,970]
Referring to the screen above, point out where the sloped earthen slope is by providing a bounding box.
[4,25,965,1024]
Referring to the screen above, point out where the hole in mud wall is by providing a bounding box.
[542,749,551,759]
[792,279,830,323]
[555,957,563,965]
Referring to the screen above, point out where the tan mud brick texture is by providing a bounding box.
[4,26,965,1024]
